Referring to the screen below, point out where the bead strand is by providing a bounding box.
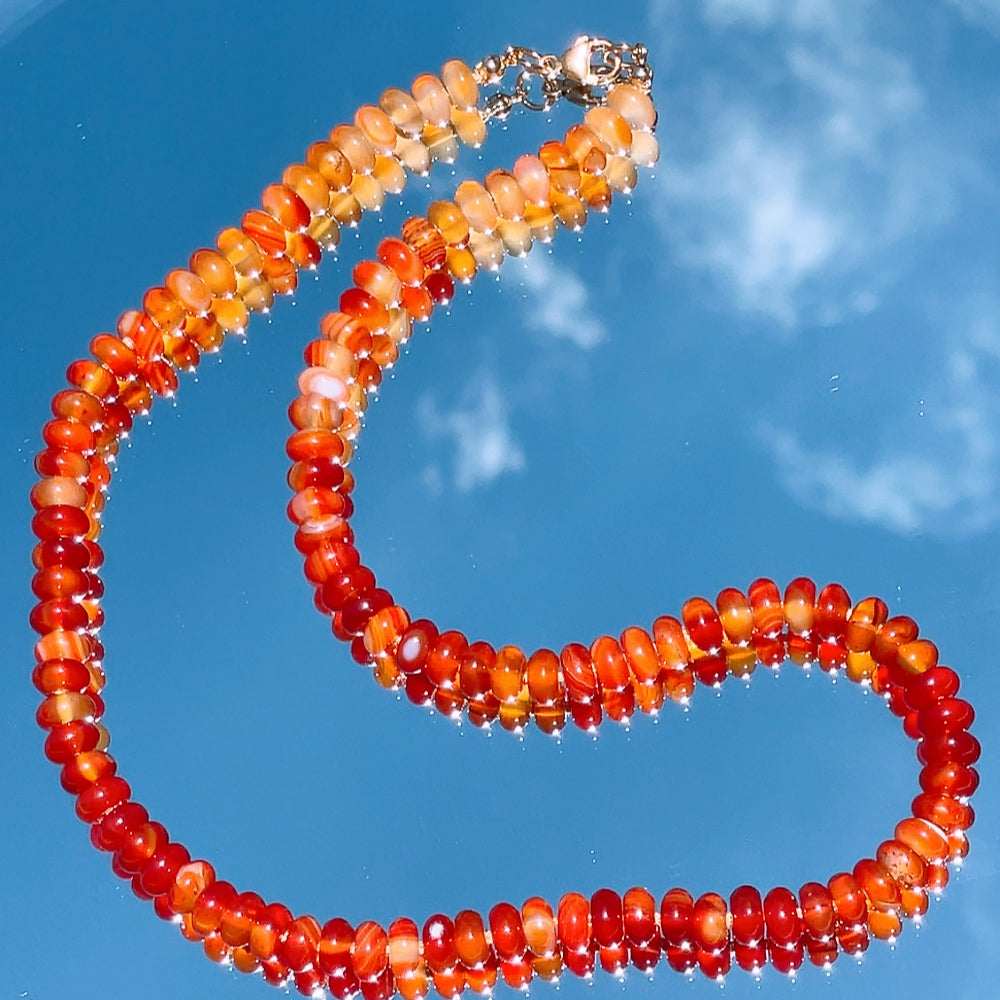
[29,39,978,999]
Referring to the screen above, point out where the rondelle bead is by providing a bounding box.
[412,74,452,127]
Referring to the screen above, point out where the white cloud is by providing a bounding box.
[417,373,525,492]
[650,0,959,327]
[518,253,607,349]
[760,298,1000,535]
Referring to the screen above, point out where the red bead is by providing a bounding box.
[44,720,100,762]
[659,888,694,949]
[396,620,439,674]
[813,583,850,641]
[622,886,657,947]
[748,578,784,637]
[319,917,357,977]
[682,597,724,652]
[917,730,981,767]
[763,887,801,949]
[730,885,764,946]
[91,801,148,852]
[75,774,131,823]
[422,914,457,972]
[557,892,590,953]
[917,697,975,738]
[920,761,979,797]
[904,666,961,711]
[488,903,526,959]
[281,915,322,972]
[691,892,728,954]
[140,842,191,896]
[32,505,91,541]
[590,889,623,948]
[191,880,239,936]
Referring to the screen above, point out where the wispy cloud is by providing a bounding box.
[417,372,525,492]
[517,253,607,349]
[650,0,959,328]
[760,296,1000,535]
[947,0,1000,35]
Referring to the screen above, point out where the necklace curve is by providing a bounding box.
[29,35,979,999]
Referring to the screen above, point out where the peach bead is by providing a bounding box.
[329,191,363,227]
[454,181,499,233]
[282,163,331,214]
[485,170,526,220]
[395,136,432,175]
[468,232,504,271]
[630,131,660,168]
[31,477,89,509]
[441,59,478,110]
[165,268,212,315]
[497,219,532,257]
[522,897,558,957]
[306,141,354,190]
[308,214,342,251]
[412,73,452,126]
[524,203,557,242]
[330,124,376,174]
[451,107,487,148]
[298,367,349,404]
[351,173,385,212]
[212,297,248,334]
[446,246,477,283]
[218,227,264,275]
[355,105,398,154]
[422,123,459,164]
[585,107,633,155]
[428,201,470,247]
[539,141,581,195]
[608,83,658,130]
[374,155,407,194]
[564,124,608,174]
[380,88,424,137]
[605,156,639,193]
[513,154,551,205]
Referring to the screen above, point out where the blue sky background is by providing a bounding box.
[3,1,999,999]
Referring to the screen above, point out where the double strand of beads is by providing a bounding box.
[29,38,978,1000]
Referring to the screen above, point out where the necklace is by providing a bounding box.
[29,36,978,999]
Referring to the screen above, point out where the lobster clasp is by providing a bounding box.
[561,35,623,88]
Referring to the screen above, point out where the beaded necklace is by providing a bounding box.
[29,37,978,999]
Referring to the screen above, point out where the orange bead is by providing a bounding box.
[853,858,901,913]
[897,639,939,676]
[427,200,470,247]
[522,897,558,958]
[401,216,447,270]
[876,838,926,888]
[454,181,498,234]
[525,648,561,707]
[894,816,949,864]
[411,73,451,127]
[716,588,754,644]
[441,59,478,110]
[783,577,816,636]
[691,892,729,952]
[748,578,784,637]
[539,141,581,195]
[491,645,526,703]
[619,626,660,685]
